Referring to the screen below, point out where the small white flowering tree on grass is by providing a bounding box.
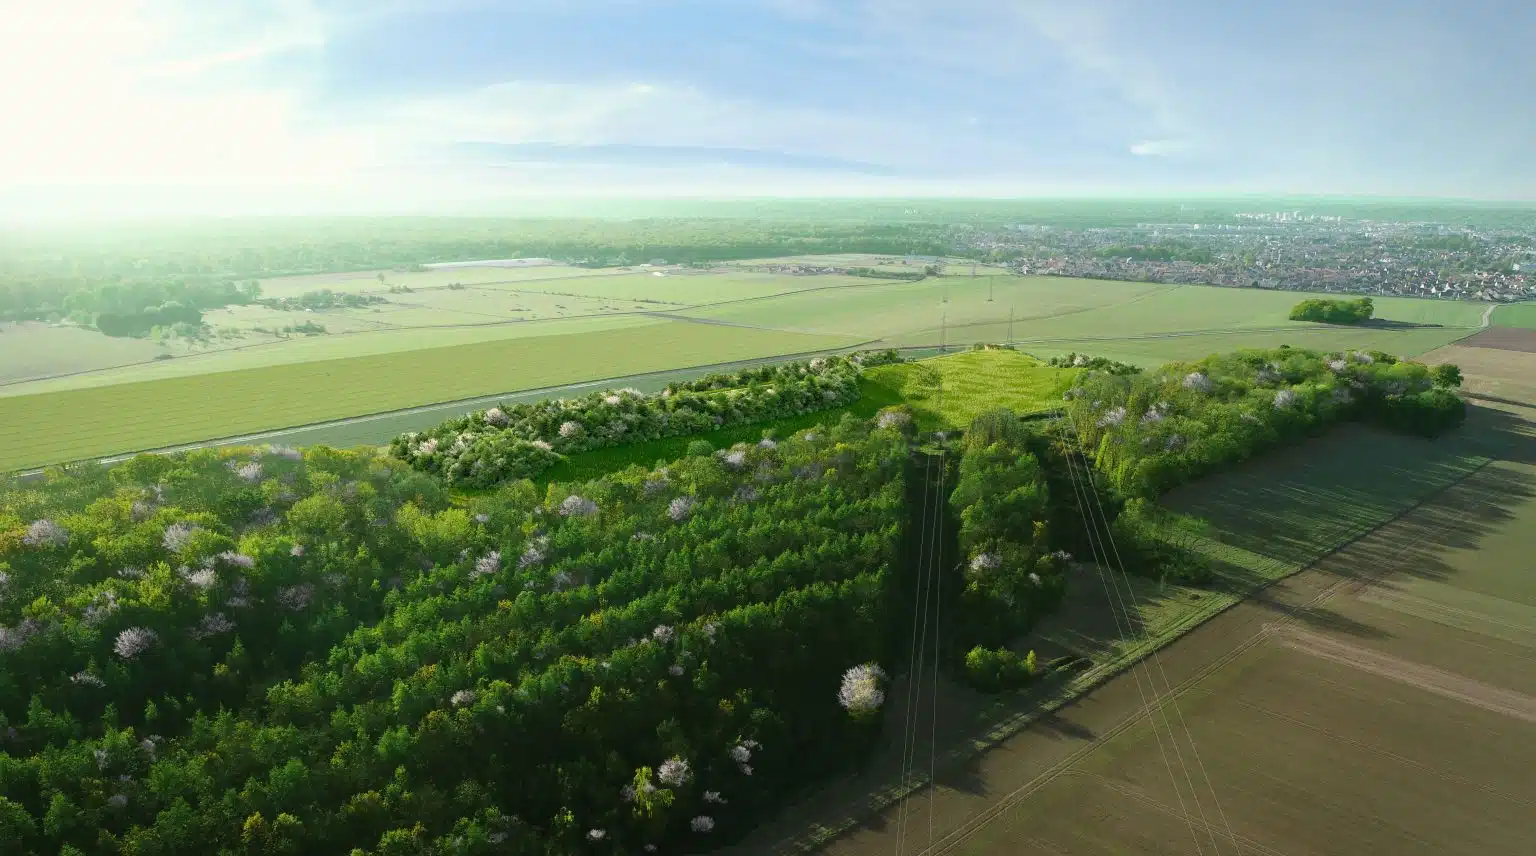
[838,663,888,718]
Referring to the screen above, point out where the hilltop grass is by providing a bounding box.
[0,321,860,473]
[861,349,1078,429]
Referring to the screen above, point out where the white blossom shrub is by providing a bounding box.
[559,495,598,517]
[587,829,607,841]
[276,583,314,612]
[969,552,1002,573]
[473,551,502,577]
[451,689,478,707]
[181,567,217,590]
[652,624,676,644]
[838,663,887,714]
[720,449,747,469]
[191,612,235,640]
[114,627,159,660]
[161,522,200,553]
[230,461,264,483]
[877,409,911,430]
[23,519,68,548]
[703,790,726,804]
[483,407,509,427]
[1182,371,1213,393]
[558,420,583,439]
[691,816,716,833]
[1097,406,1127,427]
[1273,388,1299,409]
[657,756,692,786]
[668,495,695,521]
[70,671,105,688]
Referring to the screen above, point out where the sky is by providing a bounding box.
[1,0,1532,215]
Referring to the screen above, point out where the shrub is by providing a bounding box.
[685,439,713,457]
[961,646,1038,692]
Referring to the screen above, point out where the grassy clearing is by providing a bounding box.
[861,349,1077,429]
[1492,301,1536,329]
[0,322,860,473]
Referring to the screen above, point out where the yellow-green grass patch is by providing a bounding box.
[861,349,1079,430]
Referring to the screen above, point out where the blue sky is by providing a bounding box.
[2,0,1532,214]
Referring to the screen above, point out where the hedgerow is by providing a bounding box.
[392,354,896,488]
[1063,346,1465,499]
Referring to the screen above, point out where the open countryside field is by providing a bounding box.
[1,259,1493,473]
[731,344,1536,856]
[252,264,635,297]
[0,322,167,384]
[0,321,862,473]
[1490,301,1536,329]
[680,272,1485,357]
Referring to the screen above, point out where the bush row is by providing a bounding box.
[390,354,898,488]
[1064,346,1465,500]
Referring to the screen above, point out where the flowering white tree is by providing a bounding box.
[473,551,501,577]
[558,420,583,439]
[721,449,747,469]
[559,495,598,517]
[276,583,314,612]
[690,816,716,833]
[703,790,727,804]
[70,671,105,688]
[181,567,218,590]
[230,461,264,483]
[191,613,235,640]
[451,689,478,707]
[877,409,911,430]
[415,437,440,457]
[22,519,68,548]
[587,829,607,841]
[658,756,692,786]
[969,552,1002,573]
[1273,389,1299,409]
[114,627,159,660]
[1097,406,1127,428]
[838,663,887,714]
[652,624,676,644]
[1182,371,1213,393]
[216,551,256,568]
[483,407,509,427]
[162,522,201,553]
[668,496,695,521]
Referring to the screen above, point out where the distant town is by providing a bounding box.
[958,213,1535,302]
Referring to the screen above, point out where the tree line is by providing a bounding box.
[1063,345,1464,501]
[391,354,899,489]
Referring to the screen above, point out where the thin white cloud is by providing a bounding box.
[1129,139,1189,156]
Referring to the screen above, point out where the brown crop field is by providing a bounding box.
[727,348,1536,856]
[1457,326,1536,353]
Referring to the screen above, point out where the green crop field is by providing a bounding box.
[1491,301,1536,329]
[254,264,632,297]
[0,321,860,473]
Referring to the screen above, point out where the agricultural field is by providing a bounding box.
[1490,301,1536,329]
[0,321,861,473]
[732,344,1535,856]
[679,272,1484,359]
[1,258,1491,474]
[0,321,167,384]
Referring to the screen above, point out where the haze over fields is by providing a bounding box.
[3,0,1535,218]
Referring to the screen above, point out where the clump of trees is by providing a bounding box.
[94,301,206,338]
[0,413,914,854]
[1063,346,1466,499]
[1047,352,1143,375]
[962,645,1038,692]
[257,289,387,311]
[392,355,894,488]
[1289,297,1374,324]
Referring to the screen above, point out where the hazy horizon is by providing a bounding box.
[4,0,1533,217]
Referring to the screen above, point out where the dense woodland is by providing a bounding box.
[0,414,916,854]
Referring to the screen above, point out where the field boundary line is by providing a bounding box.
[6,340,879,478]
[762,453,1495,855]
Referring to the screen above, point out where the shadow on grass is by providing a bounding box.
[1357,318,1446,330]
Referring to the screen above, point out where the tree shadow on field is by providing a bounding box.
[1357,318,1445,330]
[1245,590,1393,639]
[1455,404,1536,466]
